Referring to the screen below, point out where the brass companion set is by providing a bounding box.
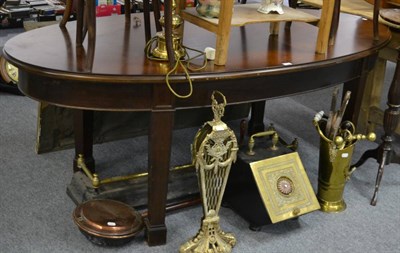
[313,88,376,213]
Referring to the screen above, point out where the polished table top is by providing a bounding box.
[3,10,391,111]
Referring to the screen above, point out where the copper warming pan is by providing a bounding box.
[73,199,143,246]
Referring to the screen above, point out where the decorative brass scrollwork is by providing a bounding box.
[180,91,238,253]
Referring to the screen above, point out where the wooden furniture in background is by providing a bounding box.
[60,0,182,66]
[352,8,400,206]
[365,0,400,7]
[302,0,400,135]
[180,1,337,65]
[370,44,400,205]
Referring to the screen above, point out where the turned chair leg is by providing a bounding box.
[60,0,73,27]
[85,0,96,46]
[285,0,298,30]
[60,0,158,46]
[373,0,382,40]
[60,0,87,46]
[75,0,85,45]
[328,0,341,45]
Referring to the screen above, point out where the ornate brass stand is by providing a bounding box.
[180,91,238,253]
[151,0,185,60]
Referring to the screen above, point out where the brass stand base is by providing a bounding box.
[318,198,346,213]
[180,213,236,253]
[152,32,186,60]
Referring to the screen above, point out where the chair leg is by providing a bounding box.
[315,0,335,54]
[328,0,341,46]
[76,0,85,45]
[81,0,95,43]
[125,0,131,23]
[60,0,73,27]
[163,0,175,67]
[285,0,298,30]
[373,0,382,40]
[143,0,152,43]
[214,0,234,65]
[153,0,162,32]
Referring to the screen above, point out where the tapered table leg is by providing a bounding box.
[73,110,95,173]
[144,86,175,246]
[248,101,266,135]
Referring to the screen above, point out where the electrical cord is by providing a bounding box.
[144,37,207,99]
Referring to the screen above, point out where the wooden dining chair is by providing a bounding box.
[59,0,177,66]
[59,0,161,45]
[180,1,340,65]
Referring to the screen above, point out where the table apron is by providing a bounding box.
[17,55,377,111]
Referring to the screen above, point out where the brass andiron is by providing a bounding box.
[313,111,375,212]
[180,91,238,253]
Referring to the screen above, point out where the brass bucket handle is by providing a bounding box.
[313,111,332,143]
[246,130,279,156]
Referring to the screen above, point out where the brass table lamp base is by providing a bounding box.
[151,32,186,60]
[149,0,186,61]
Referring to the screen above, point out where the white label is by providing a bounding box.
[341,153,349,158]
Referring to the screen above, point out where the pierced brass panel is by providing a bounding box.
[250,152,320,223]
[0,56,18,85]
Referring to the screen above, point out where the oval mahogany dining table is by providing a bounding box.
[3,10,391,246]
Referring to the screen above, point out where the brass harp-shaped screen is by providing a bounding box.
[180,91,238,253]
[196,125,238,214]
[192,91,238,215]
